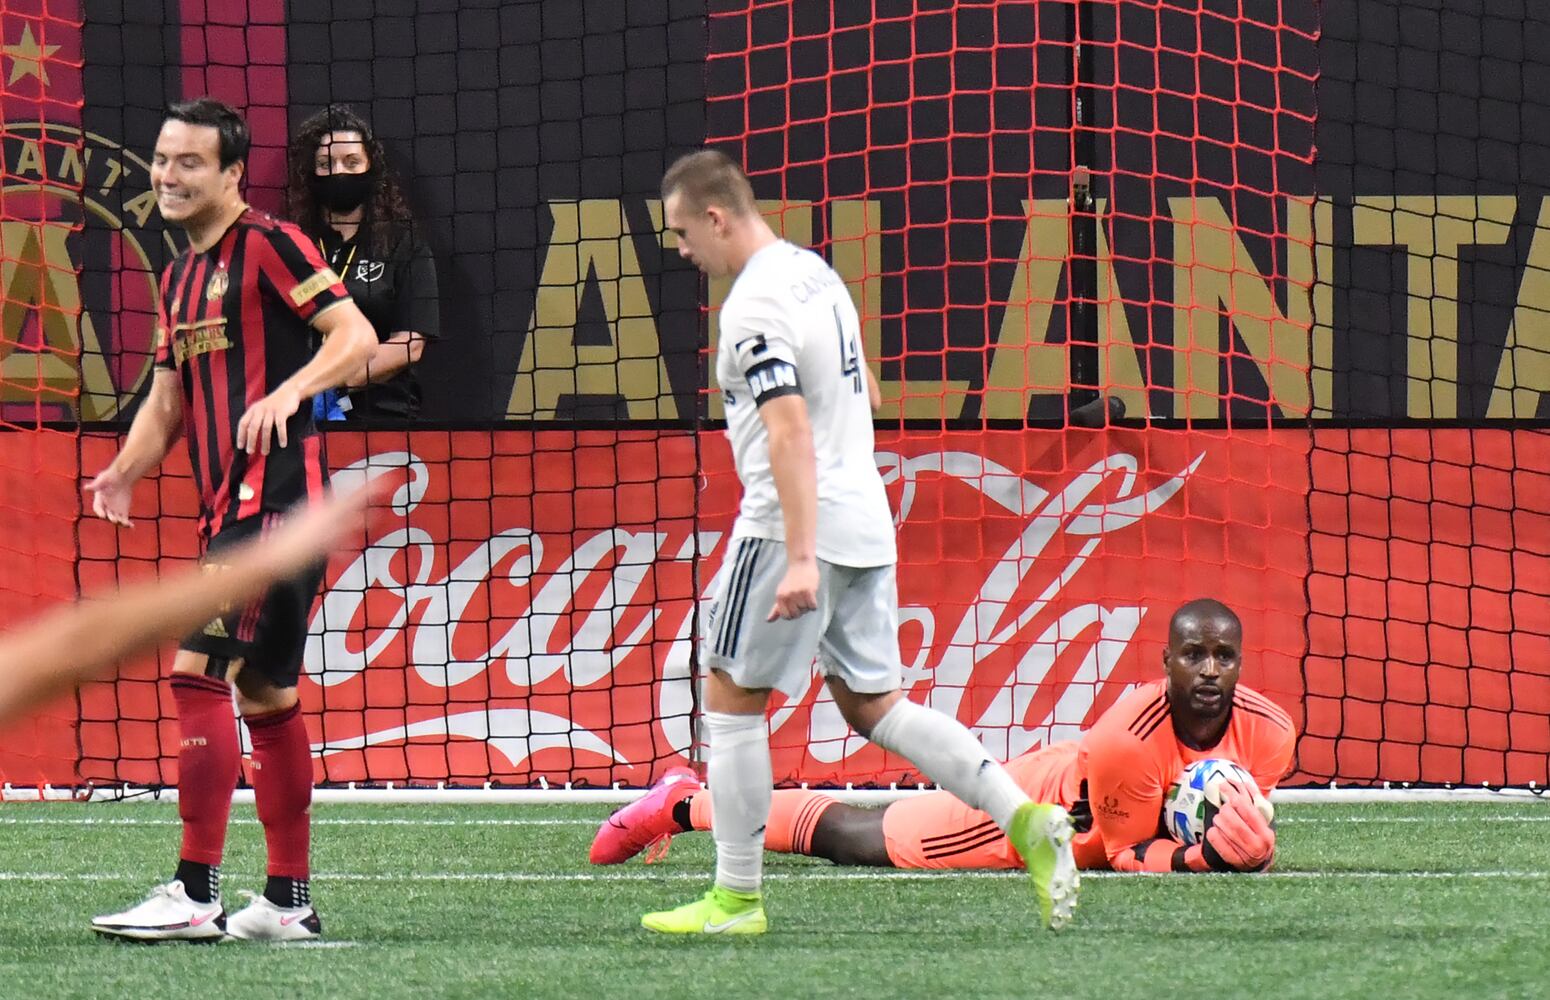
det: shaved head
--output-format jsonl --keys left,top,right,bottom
{"left": 1168, "top": 598, "right": 1240, "bottom": 646}
{"left": 1164, "top": 598, "right": 1243, "bottom": 724}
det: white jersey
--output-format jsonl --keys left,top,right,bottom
{"left": 716, "top": 240, "right": 896, "bottom": 567}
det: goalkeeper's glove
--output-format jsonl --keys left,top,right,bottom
{"left": 1199, "top": 779, "right": 1276, "bottom": 872}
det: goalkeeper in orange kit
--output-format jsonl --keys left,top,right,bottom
{"left": 592, "top": 598, "right": 1293, "bottom": 874}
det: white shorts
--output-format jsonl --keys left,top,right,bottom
{"left": 702, "top": 537, "right": 902, "bottom": 699}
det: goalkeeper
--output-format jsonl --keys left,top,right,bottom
{"left": 593, "top": 598, "right": 1294, "bottom": 874}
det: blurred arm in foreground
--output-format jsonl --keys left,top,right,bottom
{"left": 0, "top": 478, "right": 389, "bottom": 725}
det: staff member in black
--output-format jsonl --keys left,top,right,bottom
{"left": 288, "top": 104, "right": 440, "bottom": 421}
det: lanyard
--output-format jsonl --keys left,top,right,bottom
{"left": 319, "top": 237, "right": 358, "bottom": 279}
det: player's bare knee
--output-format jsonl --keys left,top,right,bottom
{"left": 234, "top": 668, "right": 297, "bottom": 715}
{"left": 827, "top": 679, "right": 901, "bottom": 737}
{"left": 704, "top": 667, "right": 771, "bottom": 715}
{"left": 170, "top": 650, "right": 217, "bottom": 677}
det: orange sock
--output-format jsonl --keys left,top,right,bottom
{"left": 689, "top": 787, "right": 838, "bottom": 855}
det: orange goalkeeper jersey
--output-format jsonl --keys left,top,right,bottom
{"left": 1073, "top": 680, "right": 1296, "bottom": 871}
{"left": 880, "top": 680, "right": 1297, "bottom": 872}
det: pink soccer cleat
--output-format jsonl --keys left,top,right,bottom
{"left": 589, "top": 766, "right": 702, "bottom": 865}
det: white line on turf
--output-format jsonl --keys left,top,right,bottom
{"left": 0, "top": 814, "right": 1545, "bottom": 827}
{"left": 2, "top": 870, "right": 1545, "bottom": 882}
{"left": 1275, "top": 815, "right": 1550, "bottom": 823}
{"left": 0, "top": 817, "right": 599, "bottom": 827}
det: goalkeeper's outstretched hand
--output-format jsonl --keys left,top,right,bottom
{"left": 1201, "top": 779, "right": 1276, "bottom": 872}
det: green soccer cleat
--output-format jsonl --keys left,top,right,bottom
{"left": 641, "top": 885, "right": 767, "bottom": 935}
{"left": 1009, "top": 802, "right": 1080, "bottom": 930}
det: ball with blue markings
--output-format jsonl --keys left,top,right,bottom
{"left": 1162, "top": 758, "right": 1266, "bottom": 845}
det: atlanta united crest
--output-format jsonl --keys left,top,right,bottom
{"left": 0, "top": 121, "right": 179, "bottom": 420}
{"left": 206, "top": 267, "right": 230, "bottom": 300}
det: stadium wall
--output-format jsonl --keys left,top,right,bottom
{"left": 1, "top": 1, "right": 1547, "bottom": 791}
{"left": 13, "top": 1, "right": 1549, "bottom": 425}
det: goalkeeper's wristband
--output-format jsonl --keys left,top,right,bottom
{"left": 1170, "top": 843, "right": 1212, "bottom": 873}
{"left": 1198, "top": 836, "right": 1239, "bottom": 873}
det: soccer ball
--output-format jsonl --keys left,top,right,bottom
{"left": 1162, "top": 758, "right": 1271, "bottom": 845}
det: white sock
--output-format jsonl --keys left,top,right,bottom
{"left": 704, "top": 711, "right": 772, "bottom": 894}
{"left": 868, "top": 698, "right": 1029, "bottom": 831}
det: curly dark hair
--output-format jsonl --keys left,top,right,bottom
{"left": 287, "top": 104, "right": 417, "bottom": 257}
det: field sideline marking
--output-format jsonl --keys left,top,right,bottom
{"left": 1276, "top": 815, "right": 1550, "bottom": 823}
{"left": 0, "top": 817, "right": 599, "bottom": 827}
{"left": 2, "top": 870, "right": 1545, "bottom": 882}
{"left": 1, "top": 814, "right": 1547, "bottom": 827}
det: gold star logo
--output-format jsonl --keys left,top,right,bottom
{"left": 4, "top": 23, "right": 62, "bottom": 87}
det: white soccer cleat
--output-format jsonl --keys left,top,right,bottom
{"left": 91, "top": 880, "right": 226, "bottom": 942}
{"left": 224, "top": 891, "right": 322, "bottom": 941}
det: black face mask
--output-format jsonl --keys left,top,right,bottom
{"left": 309, "top": 169, "right": 376, "bottom": 213}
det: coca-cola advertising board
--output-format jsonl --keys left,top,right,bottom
{"left": 5, "top": 427, "right": 1545, "bottom": 789}
{"left": 58, "top": 428, "right": 1309, "bottom": 788}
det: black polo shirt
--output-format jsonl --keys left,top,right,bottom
{"left": 317, "top": 224, "right": 440, "bottom": 419}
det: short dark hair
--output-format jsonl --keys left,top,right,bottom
{"left": 661, "top": 149, "right": 756, "bottom": 216}
{"left": 163, "top": 97, "right": 250, "bottom": 170}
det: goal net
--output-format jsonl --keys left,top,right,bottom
{"left": 702, "top": 1, "right": 1322, "bottom": 783}
{"left": 1302, "top": 0, "right": 1550, "bottom": 789}
{"left": 1, "top": 3, "right": 87, "bottom": 791}
{"left": 1, "top": 0, "right": 1546, "bottom": 797}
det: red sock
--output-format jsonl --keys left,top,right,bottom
{"left": 246, "top": 703, "right": 315, "bottom": 879}
{"left": 689, "top": 787, "right": 837, "bottom": 856}
{"left": 170, "top": 674, "right": 240, "bottom": 866}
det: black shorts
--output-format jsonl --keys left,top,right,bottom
{"left": 179, "top": 514, "right": 326, "bottom": 688}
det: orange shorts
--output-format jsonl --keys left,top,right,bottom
{"left": 882, "top": 741, "right": 1108, "bottom": 870}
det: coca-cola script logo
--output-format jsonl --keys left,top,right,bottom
{"left": 774, "top": 443, "right": 1204, "bottom": 772}
{"left": 301, "top": 432, "right": 1214, "bottom": 786}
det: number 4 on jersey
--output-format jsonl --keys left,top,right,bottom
{"left": 833, "top": 305, "right": 862, "bottom": 394}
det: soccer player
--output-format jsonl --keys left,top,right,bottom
{"left": 0, "top": 482, "right": 382, "bottom": 731}
{"left": 594, "top": 598, "right": 1291, "bottom": 875}
{"left": 637, "top": 150, "right": 1077, "bottom": 936}
{"left": 86, "top": 98, "right": 377, "bottom": 942}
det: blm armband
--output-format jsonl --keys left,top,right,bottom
{"left": 745, "top": 358, "right": 802, "bottom": 405}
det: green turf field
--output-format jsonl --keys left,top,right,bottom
{"left": 0, "top": 801, "right": 1545, "bottom": 999}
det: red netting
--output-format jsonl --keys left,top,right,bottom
{"left": 2, "top": 2, "right": 1544, "bottom": 794}
{"left": 702, "top": 1, "right": 1321, "bottom": 783}
{"left": 0, "top": 1, "right": 85, "bottom": 789}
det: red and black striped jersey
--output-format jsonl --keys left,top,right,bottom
{"left": 154, "top": 208, "right": 350, "bottom": 539}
